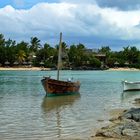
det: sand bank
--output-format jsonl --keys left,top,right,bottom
{"left": 108, "top": 67, "right": 140, "bottom": 71}
{"left": 0, "top": 67, "right": 51, "bottom": 71}
{"left": 0, "top": 67, "right": 140, "bottom": 71}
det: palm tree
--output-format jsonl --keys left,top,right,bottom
{"left": 16, "top": 50, "right": 26, "bottom": 64}
{"left": 0, "top": 34, "right": 5, "bottom": 46}
{"left": 99, "top": 46, "right": 111, "bottom": 54}
{"left": 0, "top": 34, "right": 6, "bottom": 65}
{"left": 123, "top": 46, "right": 139, "bottom": 64}
{"left": 30, "top": 37, "right": 41, "bottom": 52}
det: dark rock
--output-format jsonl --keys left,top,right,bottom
{"left": 94, "top": 108, "right": 140, "bottom": 140}
{"left": 122, "top": 108, "right": 140, "bottom": 122}
{"left": 95, "top": 120, "right": 140, "bottom": 139}
{"left": 134, "top": 98, "right": 140, "bottom": 105}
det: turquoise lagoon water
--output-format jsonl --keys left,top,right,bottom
{"left": 0, "top": 70, "right": 140, "bottom": 140}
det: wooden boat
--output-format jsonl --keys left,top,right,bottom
{"left": 41, "top": 33, "right": 80, "bottom": 96}
{"left": 122, "top": 80, "right": 140, "bottom": 91}
{"left": 41, "top": 77, "right": 80, "bottom": 96}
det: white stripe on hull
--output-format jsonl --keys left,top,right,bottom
{"left": 123, "top": 81, "right": 140, "bottom": 91}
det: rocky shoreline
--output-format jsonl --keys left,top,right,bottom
{"left": 91, "top": 98, "right": 140, "bottom": 140}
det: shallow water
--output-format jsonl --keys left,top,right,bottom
{"left": 0, "top": 70, "right": 140, "bottom": 140}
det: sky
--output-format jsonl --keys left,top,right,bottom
{"left": 0, "top": 0, "right": 140, "bottom": 50}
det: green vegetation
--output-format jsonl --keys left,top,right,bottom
{"left": 0, "top": 33, "right": 140, "bottom": 70}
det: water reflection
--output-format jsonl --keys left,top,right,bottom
{"left": 121, "top": 91, "right": 140, "bottom": 101}
{"left": 41, "top": 94, "right": 80, "bottom": 139}
{"left": 42, "top": 94, "right": 80, "bottom": 112}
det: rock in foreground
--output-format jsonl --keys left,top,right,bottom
{"left": 92, "top": 108, "right": 140, "bottom": 140}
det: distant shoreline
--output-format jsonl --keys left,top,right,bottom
{"left": 107, "top": 67, "right": 140, "bottom": 71}
{"left": 0, "top": 67, "right": 51, "bottom": 71}
{"left": 0, "top": 67, "right": 140, "bottom": 71}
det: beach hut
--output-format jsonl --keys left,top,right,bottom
{"left": 4, "top": 61, "right": 10, "bottom": 67}
{"left": 124, "top": 62, "right": 129, "bottom": 66}
{"left": 27, "top": 61, "right": 32, "bottom": 67}
{"left": 114, "top": 61, "right": 119, "bottom": 67}
{"left": 13, "top": 61, "right": 19, "bottom": 66}
{"left": 40, "top": 61, "right": 44, "bottom": 66}
{"left": 13, "top": 61, "right": 19, "bottom": 65}
{"left": 22, "top": 61, "right": 28, "bottom": 65}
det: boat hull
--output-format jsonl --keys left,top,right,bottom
{"left": 41, "top": 77, "right": 80, "bottom": 96}
{"left": 123, "top": 81, "right": 140, "bottom": 91}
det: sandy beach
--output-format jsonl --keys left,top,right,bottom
{"left": 0, "top": 67, "right": 51, "bottom": 71}
{"left": 0, "top": 67, "right": 140, "bottom": 71}
{"left": 107, "top": 67, "right": 140, "bottom": 71}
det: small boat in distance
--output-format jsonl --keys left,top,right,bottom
{"left": 122, "top": 80, "right": 140, "bottom": 91}
{"left": 41, "top": 33, "right": 80, "bottom": 96}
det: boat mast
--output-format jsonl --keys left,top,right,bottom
{"left": 57, "top": 32, "right": 62, "bottom": 80}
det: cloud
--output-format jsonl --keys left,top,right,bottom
{"left": 61, "top": 0, "right": 140, "bottom": 11}
{"left": 96, "top": 0, "right": 140, "bottom": 11}
{"left": 60, "top": 0, "right": 96, "bottom": 4}
{"left": 0, "top": 2, "right": 140, "bottom": 49}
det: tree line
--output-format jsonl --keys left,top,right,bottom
{"left": 0, "top": 33, "right": 140, "bottom": 69}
